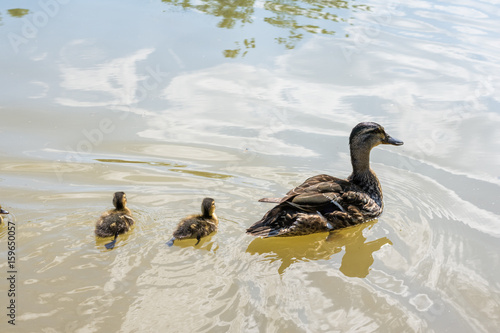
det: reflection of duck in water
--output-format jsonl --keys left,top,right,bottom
{"left": 247, "top": 220, "right": 392, "bottom": 276}
{"left": 167, "top": 198, "right": 218, "bottom": 247}
{"left": 0, "top": 205, "right": 9, "bottom": 224}
{"left": 328, "top": 223, "right": 392, "bottom": 278}
{"left": 95, "top": 192, "right": 134, "bottom": 250}
{"left": 247, "top": 122, "right": 403, "bottom": 237}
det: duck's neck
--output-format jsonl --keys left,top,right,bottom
{"left": 115, "top": 203, "right": 131, "bottom": 215}
{"left": 203, "top": 210, "right": 216, "bottom": 219}
{"left": 203, "top": 212, "right": 218, "bottom": 224}
{"left": 350, "top": 144, "right": 372, "bottom": 174}
{"left": 348, "top": 145, "right": 383, "bottom": 207}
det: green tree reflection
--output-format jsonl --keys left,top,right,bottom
{"left": 162, "top": 0, "right": 369, "bottom": 56}
{"left": 164, "top": 0, "right": 255, "bottom": 28}
{"left": 7, "top": 8, "right": 30, "bottom": 18}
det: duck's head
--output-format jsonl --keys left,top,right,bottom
{"left": 201, "top": 197, "right": 216, "bottom": 218}
{"left": 349, "top": 122, "right": 403, "bottom": 174}
{"left": 349, "top": 122, "right": 403, "bottom": 150}
{"left": 112, "top": 192, "right": 127, "bottom": 210}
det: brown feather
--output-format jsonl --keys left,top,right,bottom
{"left": 95, "top": 192, "right": 134, "bottom": 238}
{"left": 169, "top": 198, "right": 218, "bottom": 243}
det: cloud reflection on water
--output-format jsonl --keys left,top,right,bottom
{"left": 57, "top": 42, "right": 155, "bottom": 115}
{"left": 51, "top": 0, "right": 500, "bottom": 183}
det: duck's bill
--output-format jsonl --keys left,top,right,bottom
{"left": 0, "top": 209, "right": 9, "bottom": 214}
{"left": 385, "top": 135, "right": 404, "bottom": 146}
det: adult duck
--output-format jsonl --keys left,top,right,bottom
{"left": 247, "top": 122, "right": 403, "bottom": 237}
{"left": 95, "top": 192, "right": 134, "bottom": 249}
{"left": 167, "top": 198, "right": 218, "bottom": 246}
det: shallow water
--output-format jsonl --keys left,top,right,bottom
{"left": 1, "top": 0, "right": 500, "bottom": 332}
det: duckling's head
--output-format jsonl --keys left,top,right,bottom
{"left": 201, "top": 197, "right": 216, "bottom": 218}
{"left": 112, "top": 192, "right": 127, "bottom": 210}
{"left": 350, "top": 122, "right": 403, "bottom": 150}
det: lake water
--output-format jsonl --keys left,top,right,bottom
{"left": 1, "top": 0, "right": 500, "bottom": 332}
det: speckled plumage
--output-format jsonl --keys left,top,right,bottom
{"left": 95, "top": 192, "right": 134, "bottom": 238}
{"left": 247, "top": 122, "right": 403, "bottom": 238}
{"left": 167, "top": 198, "right": 218, "bottom": 246}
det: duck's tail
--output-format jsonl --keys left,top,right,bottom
{"left": 166, "top": 237, "right": 176, "bottom": 247}
{"left": 258, "top": 197, "right": 281, "bottom": 203}
{"left": 105, "top": 232, "right": 119, "bottom": 250}
{"left": 246, "top": 205, "right": 285, "bottom": 238}
{"left": 246, "top": 224, "right": 276, "bottom": 237}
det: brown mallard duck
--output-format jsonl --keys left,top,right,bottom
{"left": 0, "top": 205, "right": 9, "bottom": 224}
{"left": 247, "top": 122, "right": 403, "bottom": 237}
{"left": 167, "top": 198, "right": 218, "bottom": 246}
{"left": 95, "top": 192, "right": 134, "bottom": 249}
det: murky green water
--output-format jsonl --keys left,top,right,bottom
{"left": 1, "top": 0, "right": 499, "bottom": 332}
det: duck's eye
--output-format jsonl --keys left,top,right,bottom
{"left": 369, "top": 128, "right": 384, "bottom": 136}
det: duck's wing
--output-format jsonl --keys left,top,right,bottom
{"left": 258, "top": 174, "right": 344, "bottom": 204}
{"left": 107, "top": 214, "right": 134, "bottom": 233}
{"left": 247, "top": 199, "right": 338, "bottom": 237}
{"left": 248, "top": 177, "right": 359, "bottom": 237}
{"left": 285, "top": 174, "right": 344, "bottom": 196}
{"left": 122, "top": 214, "right": 134, "bottom": 227}
{"left": 282, "top": 177, "right": 354, "bottom": 206}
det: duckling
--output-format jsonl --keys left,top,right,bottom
{"left": 167, "top": 198, "right": 218, "bottom": 247}
{"left": 0, "top": 205, "right": 9, "bottom": 224}
{"left": 95, "top": 192, "right": 134, "bottom": 249}
{"left": 247, "top": 122, "right": 403, "bottom": 237}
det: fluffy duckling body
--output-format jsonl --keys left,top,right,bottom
{"left": 167, "top": 198, "right": 218, "bottom": 246}
{"left": 95, "top": 192, "right": 134, "bottom": 249}
{"left": 0, "top": 205, "right": 9, "bottom": 224}
{"left": 247, "top": 122, "right": 403, "bottom": 238}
